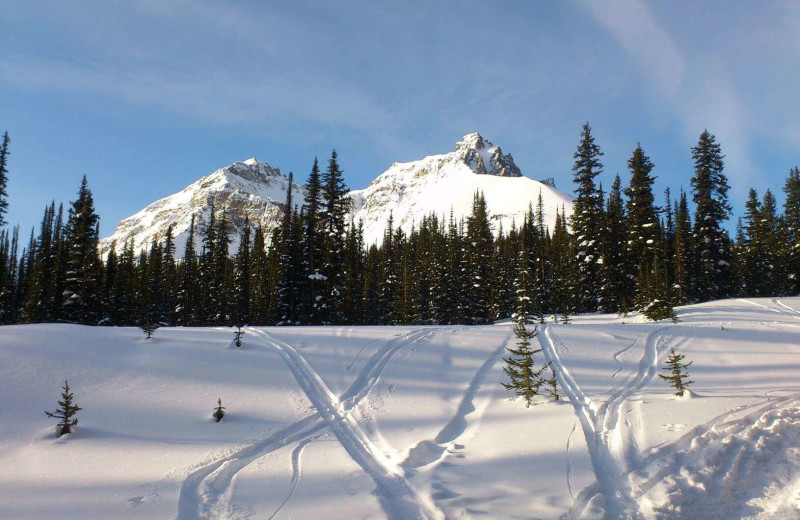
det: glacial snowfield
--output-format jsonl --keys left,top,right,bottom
{"left": 2, "top": 298, "right": 800, "bottom": 520}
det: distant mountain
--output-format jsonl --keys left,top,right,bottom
{"left": 99, "top": 158, "right": 303, "bottom": 257}
{"left": 101, "top": 133, "right": 572, "bottom": 256}
{"left": 350, "top": 133, "right": 573, "bottom": 244}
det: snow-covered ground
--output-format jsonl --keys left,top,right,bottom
{"left": 2, "top": 297, "right": 800, "bottom": 520}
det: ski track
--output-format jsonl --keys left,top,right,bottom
{"left": 175, "top": 327, "right": 439, "bottom": 520}
{"left": 266, "top": 436, "right": 317, "bottom": 520}
{"left": 255, "top": 328, "right": 445, "bottom": 520}
{"left": 540, "top": 324, "right": 670, "bottom": 520}
{"left": 738, "top": 298, "right": 800, "bottom": 321}
{"left": 610, "top": 336, "right": 642, "bottom": 394}
{"left": 774, "top": 298, "right": 800, "bottom": 317}
{"left": 566, "top": 421, "right": 577, "bottom": 500}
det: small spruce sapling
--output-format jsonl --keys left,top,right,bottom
{"left": 234, "top": 326, "right": 245, "bottom": 348}
{"left": 502, "top": 319, "right": 547, "bottom": 407}
{"left": 545, "top": 366, "right": 560, "bottom": 401}
{"left": 45, "top": 380, "right": 82, "bottom": 437}
{"left": 141, "top": 319, "right": 159, "bottom": 340}
{"left": 213, "top": 398, "right": 225, "bottom": 422}
{"left": 658, "top": 347, "right": 694, "bottom": 397}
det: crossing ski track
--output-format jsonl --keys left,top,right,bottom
{"left": 175, "top": 327, "right": 444, "bottom": 520}
{"left": 254, "top": 328, "right": 445, "bottom": 520}
{"left": 539, "top": 324, "right": 670, "bottom": 520}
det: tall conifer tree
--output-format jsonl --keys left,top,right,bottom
{"left": 570, "top": 123, "right": 604, "bottom": 311}
{"left": 0, "top": 131, "right": 9, "bottom": 227}
{"left": 690, "top": 130, "right": 732, "bottom": 301}
{"left": 62, "top": 176, "right": 101, "bottom": 324}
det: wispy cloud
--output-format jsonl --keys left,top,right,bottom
{"left": 578, "top": 0, "right": 684, "bottom": 98}
{"left": 577, "top": 0, "right": 757, "bottom": 202}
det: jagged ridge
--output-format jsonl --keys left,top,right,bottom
{"left": 101, "top": 133, "right": 573, "bottom": 255}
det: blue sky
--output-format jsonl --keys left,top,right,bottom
{"left": 2, "top": 1, "right": 799, "bottom": 237}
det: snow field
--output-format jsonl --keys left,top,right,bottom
{"left": 2, "top": 298, "right": 800, "bottom": 519}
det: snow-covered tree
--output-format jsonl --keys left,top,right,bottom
{"left": 690, "top": 130, "right": 732, "bottom": 301}
{"left": 570, "top": 123, "right": 605, "bottom": 312}
{"left": 0, "top": 131, "right": 9, "bottom": 227}
{"left": 503, "top": 252, "right": 547, "bottom": 407}
{"left": 62, "top": 176, "right": 102, "bottom": 324}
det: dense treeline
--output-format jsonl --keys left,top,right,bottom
{"left": 0, "top": 125, "right": 799, "bottom": 327}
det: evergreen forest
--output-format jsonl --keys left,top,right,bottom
{"left": 1, "top": 125, "right": 799, "bottom": 328}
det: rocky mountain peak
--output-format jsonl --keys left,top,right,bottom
{"left": 452, "top": 132, "right": 521, "bottom": 178}
{"left": 454, "top": 132, "right": 487, "bottom": 152}
{"left": 219, "top": 158, "right": 283, "bottom": 184}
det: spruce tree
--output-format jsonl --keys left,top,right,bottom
{"left": 249, "top": 226, "right": 270, "bottom": 324}
{"left": 673, "top": 189, "right": 692, "bottom": 304}
{"left": 62, "top": 176, "right": 102, "bottom": 324}
{"left": 213, "top": 398, "right": 225, "bottom": 422}
{"left": 161, "top": 224, "right": 177, "bottom": 325}
{"left": 625, "top": 144, "right": 660, "bottom": 265}
{"left": 638, "top": 258, "right": 677, "bottom": 322}
{"left": 783, "top": 167, "right": 800, "bottom": 294}
{"left": 232, "top": 216, "right": 252, "bottom": 327}
{"left": 276, "top": 174, "right": 302, "bottom": 325}
{"left": 602, "top": 175, "right": 630, "bottom": 313}
{"left": 658, "top": 347, "right": 694, "bottom": 397}
{"left": 690, "top": 130, "right": 732, "bottom": 301}
{"left": 177, "top": 216, "right": 199, "bottom": 325}
{"left": 545, "top": 366, "right": 560, "bottom": 401}
{"left": 624, "top": 144, "right": 661, "bottom": 311}
{"left": 301, "top": 158, "right": 324, "bottom": 323}
{"left": 0, "top": 131, "right": 9, "bottom": 227}
{"left": 141, "top": 319, "right": 158, "bottom": 339}
{"left": 466, "top": 191, "right": 494, "bottom": 323}
{"left": 320, "top": 150, "right": 350, "bottom": 323}
{"left": 502, "top": 245, "right": 547, "bottom": 407}
{"left": 532, "top": 194, "right": 551, "bottom": 318}
{"left": 551, "top": 206, "right": 575, "bottom": 320}
{"left": 570, "top": 123, "right": 605, "bottom": 312}
{"left": 45, "top": 380, "right": 82, "bottom": 437}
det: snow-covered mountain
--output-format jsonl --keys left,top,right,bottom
{"left": 350, "top": 132, "right": 573, "bottom": 244}
{"left": 100, "top": 158, "right": 304, "bottom": 257}
{"left": 101, "top": 133, "right": 573, "bottom": 255}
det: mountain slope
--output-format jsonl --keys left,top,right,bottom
{"left": 100, "top": 158, "right": 303, "bottom": 257}
{"left": 350, "top": 132, "right": 573, "bottom": 244}
{"left": 101, "top": 133, "right": 572, "bottom": 255}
